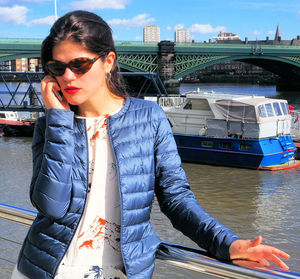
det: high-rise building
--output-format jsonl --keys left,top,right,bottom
{"left": 143, "top": 25, "right": 160, "bottom": 43}
{"left": 175, "top": 28, "right": 190, "bottom": 43}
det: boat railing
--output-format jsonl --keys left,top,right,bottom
{"left": 291, "top": 110, "right": 300, "bottom": 139}
{"left": 144, "top": 95, "right": 186, "bottom": 109}
{"left": 1, "top": 202, "right": 300, "bottom": 279}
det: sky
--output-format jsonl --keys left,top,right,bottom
{"left": 0, "top": 0, "right": 300, "bottom": 42}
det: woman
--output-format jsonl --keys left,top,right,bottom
{"left": 12, "top": 10, "right": 289, "bottom": 279}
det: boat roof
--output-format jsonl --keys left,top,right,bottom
{"left": 183, "top": 91, "right": 288, "bottom": 105}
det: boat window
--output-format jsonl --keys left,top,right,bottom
{"left": 285, "top": 103, "right": 290, "bottom": 114}
{"left": 272, "top": 102, "right": 282, "bottom": 116}
{"left": 201, "top": 140, "right": 213, "bottom": 148}
{"left": 280, "top": 102, "right": 288, "bottom": 115}
{"left": 183, "top": 100, "right": 192, "bottom": 110}
{"left": 0, "top": 113, "right": 5, "bottom": 118}
{"left": 220, "top": 142, "right": 232, "bottom": 149}
{"left": 240, "top": 143, "right": 252, "bottom": 151}
{"left": 258, "top": 105, "right": 267, "bottom": 118}
{"left": 265, "top": 103, "right": 274, "bottom": 117}
{"left": 183, "top": 99, "right": 210, "bottom": 110}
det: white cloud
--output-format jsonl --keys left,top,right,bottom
{"left": 108, "top": 14, "right": 155, "bottom": 29}
{"left": 0, "top": 4, "right": 56, "bottom": 26}
{"left": 27, "top": 15, "right": 56, "bottom": 26}
{"left": 69, "top": 0, "right": 129, "bottom": 10}
{"left": 267, "top": 30, "right": 275, "bottom": 35}
{"left": 252, "top": 30, "right": 262, "bottom": 36}
{"left": 166, "top": 26, "right": 172, "bottom": 31}
{"left": 174, "top": 24, "right": 184, "bottom": 30}
{"left": 190, "top": 24, "right": 226, "bottom": 34}
{"left": 0, "top": 5, "right": 28, "bottom": 24}
{"left": 134, "top": 36, "right": 142, "bottom": 41}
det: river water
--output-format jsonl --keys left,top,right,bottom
{"left": 0, "top": 83, "right": 300, "bottom": 278}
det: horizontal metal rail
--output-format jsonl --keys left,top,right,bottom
{"left": 0, "top": 72, "right": 167, "bottom": 112}
{"left": 0, "top": 202, "right": 36, "bottom": 225}
{"left": 0, "top": 202, "right": 300, "bottom": 279}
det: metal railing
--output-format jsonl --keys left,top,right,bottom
{"left": 0, "top": 72, "right": 168, "bottom": 112}
{"left": 0, "top": 202, "right": 300, "bottom": 279}
{"left": 291, "top": 110, "right": 300, "bottom": 139}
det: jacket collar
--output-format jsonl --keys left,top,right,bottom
{"left": 109, "top": 97, "right": 131, "bottom": 120}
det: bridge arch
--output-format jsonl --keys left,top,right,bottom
{"left": 174, "top": 55, "right": 300, "bottom": 80}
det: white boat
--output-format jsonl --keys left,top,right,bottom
{"left": 157, "top": 90, "right": 299, "bottom": 170}
{"left": 0, "top": 111, "right": 35, "bottom": 136}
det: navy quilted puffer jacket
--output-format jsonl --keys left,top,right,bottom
{"left": 17, "top": 97, "right": 239, "bottom": 279}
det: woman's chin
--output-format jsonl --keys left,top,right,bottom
{"left": 65, "top": 97, "right": 85, "bottom": 106}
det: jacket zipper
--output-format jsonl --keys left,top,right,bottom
{"left": 52, "top": 119, "right": 90, "bottom": 278}
{"left": 107, "top": 117, "right": 127, "bottom": 276}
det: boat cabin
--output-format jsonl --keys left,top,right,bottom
{"left": 0, "top": 111, "right": 18, "bottom": 121}
{"left": 165, "top": 91, "right": 292, "bottom": 139}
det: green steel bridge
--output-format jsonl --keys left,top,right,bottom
{"left": 1, "top": 38, "right": 300, "bottom": 81}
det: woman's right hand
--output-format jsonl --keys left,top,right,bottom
{"left": 41, "top": 75, "right": 70, "bottom": 110}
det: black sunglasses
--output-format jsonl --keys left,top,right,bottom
{"left": 45, "top": 56, "right": 101, "bottom": 76}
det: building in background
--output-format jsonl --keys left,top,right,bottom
{"left": 0, "top": 61, "right": 11, "bottom": 71}
{"left": 13, "top": 58, "right": 28, "bottom": 72}
{"left": 143, "top": 25, "right": 160, "bottom": 43}
{"left": 274, "top": 24, "right": 281, "bottom": 41}
{"left": 175, "top": 28, "right": 190, "bottom": 43}
{"left": 28, "top": 58, "right": 40, "bottom": 72}
{"left": 213, "top": 32, "right": 241, "bottom": 42}
{"left": 0, "top": 58, "right": 42, "bottom": 72}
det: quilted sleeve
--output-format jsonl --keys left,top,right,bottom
{"left": 30, "top": 109, "right": 75, "bottom": 219}
{"left": 154, "top": 106, "right": 240, "bottom": 260}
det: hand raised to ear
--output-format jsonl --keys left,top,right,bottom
{"left": 41, "top": 75, "right": 70, "bottom": 110}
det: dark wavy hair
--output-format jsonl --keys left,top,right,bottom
{"left": 41, "top": 10, "right": 127, "bottom": 98}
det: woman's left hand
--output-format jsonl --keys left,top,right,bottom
{"left": 229, "top": 235, "right": 290, "bottom": 270}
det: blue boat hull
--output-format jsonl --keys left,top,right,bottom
{"left": 173, "top": 134, "right": 296, "bottom": 169}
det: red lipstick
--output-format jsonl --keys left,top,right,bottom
{"left": 64, "top": 86, "right": 80, "bottom": 94}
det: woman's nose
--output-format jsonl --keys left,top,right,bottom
{"left": 62, "top": 67, "right": 77, "bottom": 80}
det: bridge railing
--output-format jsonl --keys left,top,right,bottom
{"left": 0, "top": 202, "right": 299, "bottom": 279}
{"left": 0, "top": 72, "right": 168, "bottom": 113}
{"left": 0, "top": 71, "right": 44, "bottom": 112}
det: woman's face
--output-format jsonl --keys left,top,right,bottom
{"left": 52, "top": 40, "right": 114, "bottom": 107}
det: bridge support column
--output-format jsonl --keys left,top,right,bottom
{"left": 157, "top": 41, "right": 180, "bottom": 94}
